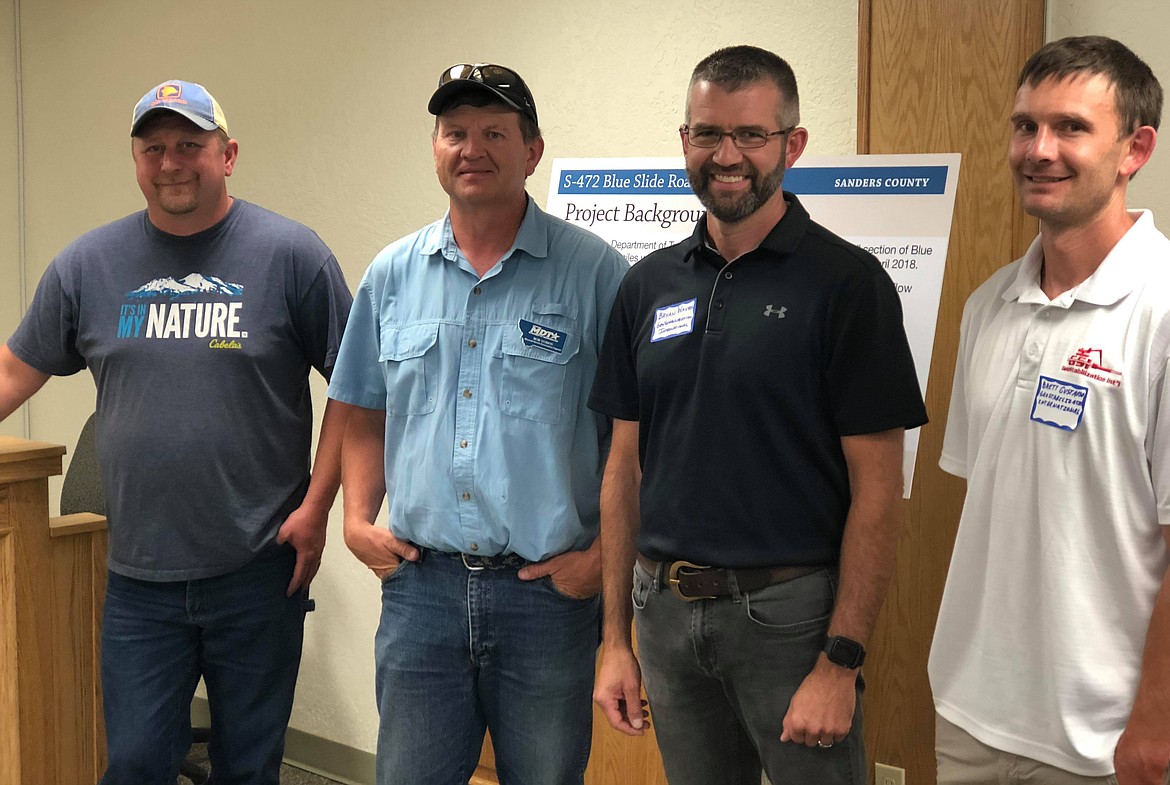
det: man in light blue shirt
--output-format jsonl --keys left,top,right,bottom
{"left": 329, "top": 63, "right": 627, "bottom": 785}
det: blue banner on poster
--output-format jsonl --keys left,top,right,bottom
{"left": 556, "top": 166, "right": 948, "bottom": 196}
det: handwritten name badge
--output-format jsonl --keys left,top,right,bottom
{"left": 651, "top": 298, "right": 697, "bottom": 343}
{"left": 1030, "top": 375, "right": 1088, "bottom": 431}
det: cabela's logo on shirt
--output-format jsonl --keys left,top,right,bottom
{"left": 1061, "top": 347, "right": 1121, "bottom": 388}
{"left": 116, "top": 273, "right": 247, "bottom": 349}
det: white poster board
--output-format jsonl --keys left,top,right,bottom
{"left": 547, "top": 154, "right": 961, "bottom": 496}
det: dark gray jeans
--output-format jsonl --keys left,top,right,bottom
{"left": 633, "top": 561, "right": 866, "bottom": 785}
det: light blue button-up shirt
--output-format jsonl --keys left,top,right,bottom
{"left": 329, "top": 198, "right": 628, "bottom": 561}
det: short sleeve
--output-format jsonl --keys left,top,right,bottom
{"left": 7, "top": 260, "right": 87, "bottom": 376}
{"left": 327, "top": 269, "right": 388, "bottom": 411}
{"left": 589, "top": 280, "right": 641, "bottom": 422}
{"left": 824, "top": 270, "right": 928, "bottom": 435}
{"left": 593, "top": 250, "right": 628, "bottom": 350}
{"left": 939, "top": 299, "right": 973, "bottom": 479}
{"left": 294, "top": 253, "right": 353, "bottom": 380}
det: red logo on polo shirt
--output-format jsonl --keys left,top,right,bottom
{"left": 1062, "top": 347, "right": 1122, "bottom": 388}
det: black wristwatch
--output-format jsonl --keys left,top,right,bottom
{"left": 823, "top": 636, "right": 866, "bottom": 669}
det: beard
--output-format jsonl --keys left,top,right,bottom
{"left": 153, "top": 179, "right": 201, "bottom": 216}
{"left": 687, "top": 156, "right": 786, "bottom": 223}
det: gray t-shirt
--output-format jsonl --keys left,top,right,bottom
{"left": 9, "top": 199, "right": 352, "bottom": 580}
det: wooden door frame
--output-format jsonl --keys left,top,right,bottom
{"left": 855, "top": 1, "right": 1043, "bottom": 783}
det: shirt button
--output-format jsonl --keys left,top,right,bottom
{"left": 460, "top": 439, "right": 468, "bottom": 448}
{"left": 714, "top": 300, "right": 724, "bottom": 310}
{"left": 724, "top": 271, "right": 733, "bottom": 279}
{"left": 470, "top": 543, "right": 479, "bottom": 551}
{"left": 468, "top": 338, "right": 477, "bottom": 348}
{"left": 463, "top": 389, "right": 473, "bottom": 399}
{"left": 462, "top": 491, "right": 471, "bottom": 501}
{"left": 473, "top": 286, "right": 482, "bottom": 295}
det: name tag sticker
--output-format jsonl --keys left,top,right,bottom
{"left": 1030, "top": 375, "right": 1088, "bottom": 431}
{"left": 519, "top": 319, "right": 566, "bottom": 354}
{"left": 651, "top": 298, "right": 697, "bottom": 343}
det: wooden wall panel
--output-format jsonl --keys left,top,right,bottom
{"left": 47, "top": 530, "right": 99, "bottom": 778}
{"left": 90, "top": 531, "right": 108, "bottom": 781}
{"left": 0, "top": 529, "right": 19, "bottom": 785}
{"left": 858, "top": 2, "right": 1043, "bottom": 784}
{"left": 12, "top": 476, "right": 65, "bottom": 785}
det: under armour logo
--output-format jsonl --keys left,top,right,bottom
{"left": 763, "top": 304, "right": 787, "bottom": 318}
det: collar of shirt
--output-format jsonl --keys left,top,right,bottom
{"left": 142, "top": 197, "right": 242, "bottom": 246}
{"left": 681, "top": 191, "right": 812, "bottom": 269}
{"left": 420, "top": 195, "right": 552, "bottom": 273}
{"left": 1007, "top": 210, "right": 1155, "bottom": 308}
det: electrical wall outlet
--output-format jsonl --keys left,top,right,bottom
{"left": 875, "top": 762, "right": 906, "bottom": 785}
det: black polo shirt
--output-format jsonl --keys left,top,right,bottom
{"left": 588, "top": 193, "right": 928, "bottom": 568}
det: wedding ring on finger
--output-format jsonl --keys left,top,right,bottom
{"left": 817, "top": 740, "right": 834, "bottom": 749}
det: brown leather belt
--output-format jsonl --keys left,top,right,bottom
{"left": 636, "top": 554, "right": 824, "bottom": 602}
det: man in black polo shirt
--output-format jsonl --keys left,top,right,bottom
{"left": 589, "top": 45, "right": 927, "bottom": 785}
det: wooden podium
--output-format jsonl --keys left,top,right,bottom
{"left": 0, "top": 437, "right": 107, "bottom": 785}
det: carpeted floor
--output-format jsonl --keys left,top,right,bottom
{"left": 178, "top": 743, "right": 343, "bottom": 785}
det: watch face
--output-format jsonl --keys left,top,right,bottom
{"left": 827, "top": 636, "right": 865, "bottom": 667}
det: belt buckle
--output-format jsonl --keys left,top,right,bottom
{"left": 668, "top": 560, "right": 715, "bottom": 602}
{"left": 461, "top": 553, "right": 485, "bottom": 571}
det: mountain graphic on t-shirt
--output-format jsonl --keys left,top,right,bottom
{"left": 126, "top": 273, "right": 245, "bottom": 299}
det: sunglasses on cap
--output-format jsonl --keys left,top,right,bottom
{"left": 431, "top": 63, "right": 538, "bottom": 125}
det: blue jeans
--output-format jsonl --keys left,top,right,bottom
{"left": 374, "top": 550, "right": 600, "bottom": 785}
{"left": 633, "top": 561, "right": 866, "bottom": 785}
{"left": 99, "top": 545, "right": 309, "bottom": 785}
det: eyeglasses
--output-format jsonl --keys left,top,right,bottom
{"left": 437, "top": 63, "right": 538, "bottom": 123}
{"left": 680, "top": 124, "right": 795, "bottom": 150}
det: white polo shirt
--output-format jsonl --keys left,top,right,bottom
{"left": 930, "top": 210, "right": 1170, "bottom": 776}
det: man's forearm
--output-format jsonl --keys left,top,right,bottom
{"left": 299, "top": 397, "right": 348, "bottom": 513}
{"left": 1129, "top": 558, "right": 1170, "bottom": 722}
{"left": 1114, "top": 529, "right": 1170, "bottom": 784}
{"left": 828, "top": 429, "right": 905, "bottom": 645}
{"left": 600, "top": 418, "right": 642, "bottom": 648}
{"left": 339, "top": 402, "right": 388, "bottom": 528}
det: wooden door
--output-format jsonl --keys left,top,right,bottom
{"left": 858, "top": 2, "right": 1043, "bottom": 783}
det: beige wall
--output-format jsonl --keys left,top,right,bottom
{"left": 0, "top": 0, "right": 22, "bottom": 439}
{"left": 1047, "top": 1, "right": 1170, "bottom": 218}
{"left": 5, "top": 0, "right": 860, "bottom": 752}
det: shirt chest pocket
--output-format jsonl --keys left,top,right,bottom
{"left": 495, "top": 307, "right": 582, "bottom": 425}
{"left": 379, "top": 323, "right": 440, "bottom": 416}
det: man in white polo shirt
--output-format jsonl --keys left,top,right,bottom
{"left": 932, "top": 36, "right": 1170, "bottom": 785}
